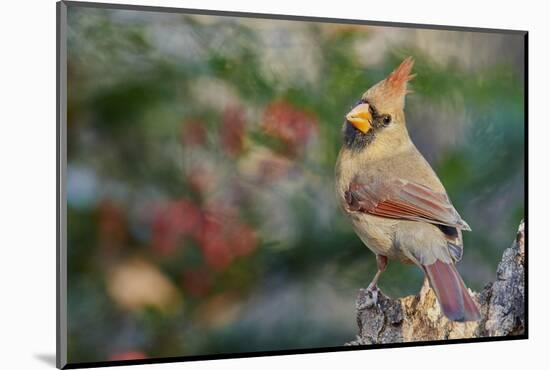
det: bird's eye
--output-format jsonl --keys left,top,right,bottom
{"left": 382, "top": 114, "right": 392, "bottom": 125}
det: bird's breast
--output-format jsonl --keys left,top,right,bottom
{"left": 335, "top": 148, "right": 411, "bottom": 262}
{"left": 349, "top": 213, "right": 407, "bottom": 261}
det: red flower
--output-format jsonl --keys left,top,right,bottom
{"left": 151, "top": 200, "right": 203, "bottom": 254}
{"left": 196, "top": 211, "right": 258, "bottom": 271}
{"left": 262, "top": 101, "right": 318, "bottom": 156}
{"left": 221, "top": 106, "right": 246, "bottom": 156}
{"left": 150, "top": 198, "right": 257, "bottom": 271}
{"left": 199, "top": 217, "right": 233, "bottom": 271}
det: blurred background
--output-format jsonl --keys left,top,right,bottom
{"left": 66, "top": 5, "right": 525, "bottom": 363}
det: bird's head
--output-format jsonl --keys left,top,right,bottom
{"left": 343, "top": 57, "right": 415, "bottom": 152}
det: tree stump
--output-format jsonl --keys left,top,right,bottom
{"left": 347, "top": 220, "right": 525, "bottom": 345}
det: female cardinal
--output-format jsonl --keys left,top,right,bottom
{"left": 335, "top": 57, "right": 480, "bottom": 322}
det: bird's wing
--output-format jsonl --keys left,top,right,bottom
{"left": 345, "top": 178, "right": 470, "bottom": 231}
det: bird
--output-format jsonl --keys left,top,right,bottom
{"left": 335, "top": 57, "right": 481, "bottom": 322}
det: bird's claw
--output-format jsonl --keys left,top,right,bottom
{"left": 363, "top": 284, "right": 380, "bottom": 309}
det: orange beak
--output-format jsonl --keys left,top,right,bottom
{"left": 346, "top": 103, "right": 373, "bottom": 134}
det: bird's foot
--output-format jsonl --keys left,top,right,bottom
{"left": 361, "top": 283, "right": 380, "bottom": 309}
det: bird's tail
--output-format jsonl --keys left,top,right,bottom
{"left": 423, "top": 260, "right": 481, "bottom": 322}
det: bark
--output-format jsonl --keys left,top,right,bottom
{"left": 347, "top": 220, "right": 525, "bottom": 345}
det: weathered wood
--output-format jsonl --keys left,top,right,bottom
{"left": 347, "top": 220, "right": 525, "bottom": 345}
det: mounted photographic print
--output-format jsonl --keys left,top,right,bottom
{"left": 57, "top": 1, "right": 527, "bottom": 368}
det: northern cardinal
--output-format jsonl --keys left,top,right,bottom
{"left": 335, "top": 57, "right": 480, "bottom": 322}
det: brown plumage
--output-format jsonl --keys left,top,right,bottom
{"left": 335, "top": 57, "right": 480, "bottom": 322}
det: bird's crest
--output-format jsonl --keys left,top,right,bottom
{"left": 363, "top": 57, "right": 415, "bottom": 111}
{"left": 386, "top": 56, "right": 415, "bottom": 97}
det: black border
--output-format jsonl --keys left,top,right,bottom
{"left": 57, "top": 1, "right": 529, "bottom": 369}
{"left": 523, "top": 32, "right": 529, "bottom": 339}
